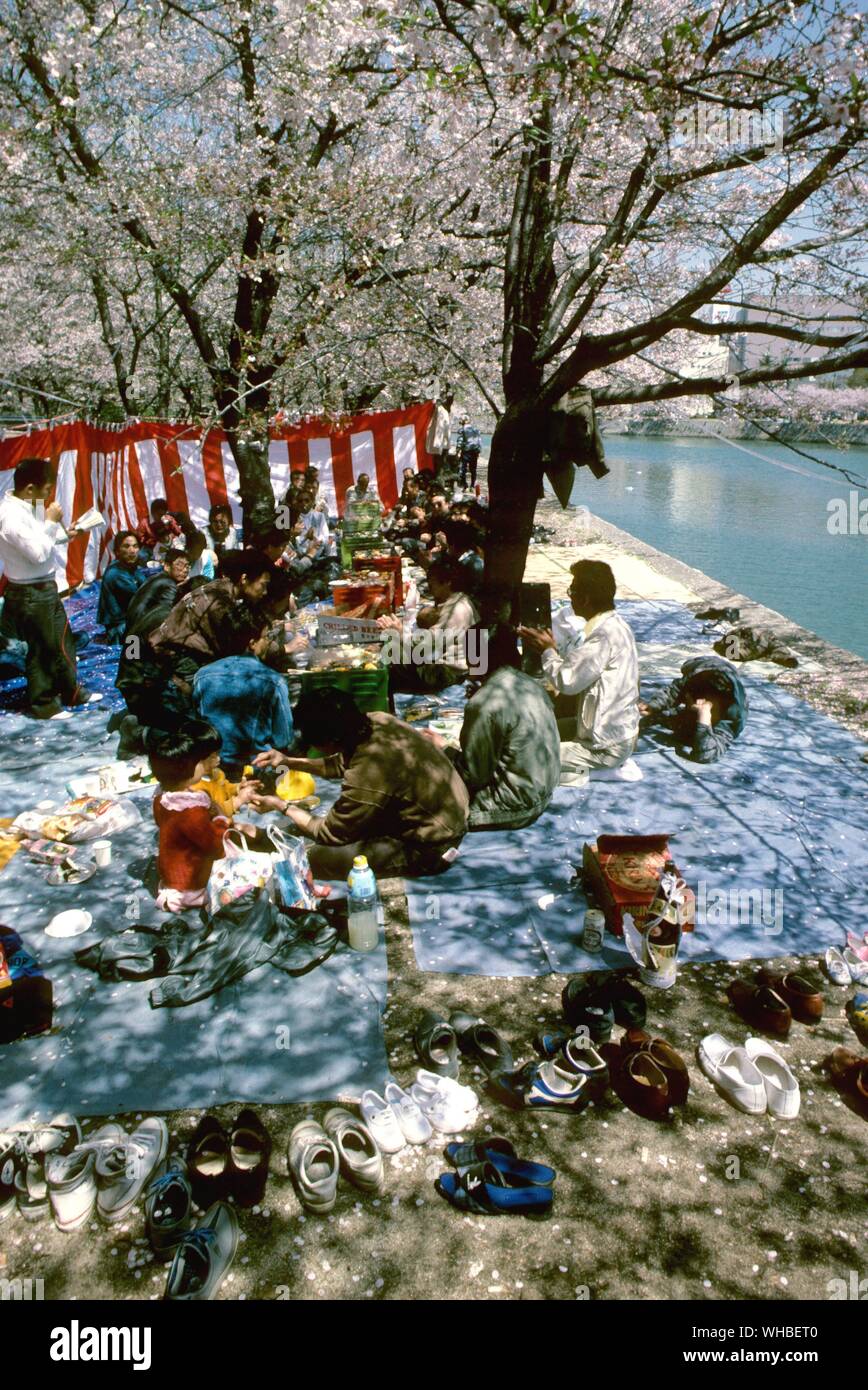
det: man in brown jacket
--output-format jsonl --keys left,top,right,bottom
{"left": 252, "top": 690, "right": 468, "bottom": 878}
{"left": 149, "top": 552, "right": 272, "bottom": 685}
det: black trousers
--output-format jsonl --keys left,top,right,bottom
{"left": 308, "top": 837, "right": 460, "bottom": 880}
{"left": 3, "top": 579, "right": 80, "bottom": 715}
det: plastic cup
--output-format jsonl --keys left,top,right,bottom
{"left": 93, "top": 840, "right": 112, "bottom": 867}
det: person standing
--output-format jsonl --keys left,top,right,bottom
{"left": 457, "top": 417, "right": 482, "bottom": 489}
{"left": 0, "top": 457, "right": 100, "bottom": 720}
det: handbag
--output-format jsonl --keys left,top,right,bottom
{"left": 207, "top": 828, "right": 276, "bottom": 913}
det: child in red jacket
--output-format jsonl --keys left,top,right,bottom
{"left": 147, "top": 721, "right": 257, "bottom": 912}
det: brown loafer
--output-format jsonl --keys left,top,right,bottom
{"left": 727, "top": 979, "right": 791, "bottom": 1037}
{"left": 756, "top": 968, "right": 824, "bottom": 1023}
{"left": 823, "top": 1047, "right": 868, "bottom": 1120}
{"left": 616, "top": 1051, "right": 670, "bottom": 1119}
{"left": 619, "top": 1030, "right": 690, "bottom": 1107}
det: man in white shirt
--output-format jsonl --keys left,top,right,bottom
{"left": 344, "top": 472, "right": 381, "bottom": 509}
{"left": 521, "top": 560, "right": 639, "bottom": 785}
{"left": 0, "top": 457, "right": 98, "bottom": 719}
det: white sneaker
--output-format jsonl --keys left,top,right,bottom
{"left": 384, "top": 1082, "right": 432, "bottom": 1145}
{"left": 97, "top": 1118, "right": 168, "bottom": 1223}
{"left": 825, "top": 946, "right": 851, "bottom": 986}
{"left": 698, "top": 1033, "right": 767, "bottom": 1114}
{"left": 48, "top": 710, "right": 74, "bottom": 721}
{"left": 745, "top": 1038, "right": 800, "bottom": 1118}
{"left": 359, "top": 1090, "right": 405, "bottom": 1154}
{"left": 413, "top": 1069, "right": 478, "bottom": 1112}
{"left": 46, "top": 1149, "right": 96, "bottom": 1231}
{"left": 409, "top": 1071, "right": 478, "bottom": 1134}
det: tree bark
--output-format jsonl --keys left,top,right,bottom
{"left": 225, "top": 429, "right": 275, "bottom": 538}
{"left": 482, "top": 402, "right": 547, "bottom": 620}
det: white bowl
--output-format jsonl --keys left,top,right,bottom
{"left": 45, "top": 909, "right": 93, "bottom": 939}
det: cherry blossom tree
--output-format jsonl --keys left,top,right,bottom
{"left": 1, "top": 0, "right": 866, "bottom": 578}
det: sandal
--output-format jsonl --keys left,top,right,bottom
{"left": 435, "top": 1162, "right": 553, "bottom": 1216}
{"left": 444, "top": 1139, "right": 556, "bottom": 1187}
{"left": 414, "top": 1010, "right": 459, "bottom": 1078}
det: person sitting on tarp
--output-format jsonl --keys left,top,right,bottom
{"left": 204, "top": 503, "right": 239, "bottom": 557}
{"left": 639, "top": 655, "right": 748, "bottom": 764}
{"left": 149, "top": 549, "right": 272, "bottom": 690}
{"left": 379, "top": 556, "right": 480, "bottom": 695}
{"left": 115, "top": 549, "right": 199, "bottom": 747}
{"left": 193, "top": 618, "right": 295, "bottom": 782}
{"left": 251, "top": 689, "right": 468, "bottom": 879}
{"left": 136, "top": 498, "right": 181, "bottom": 558}
{"left": 96, "top": 530, "right": 149, "bottom": 643}
{"left": 344, "top": 471, "right": 381, "bottom": 509}
{"left": 427, "top": 624, "right": 560, "bottom": 832}
{"left": 520, "top": 559, "right": 640, "bottom": 786}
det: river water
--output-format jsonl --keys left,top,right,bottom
{"left": 551, "top": 434, "right": 868, "bottom": 659}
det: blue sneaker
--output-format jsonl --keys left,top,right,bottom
{"left": 491, "top": 1059, "right": 604, "bottom": 1113}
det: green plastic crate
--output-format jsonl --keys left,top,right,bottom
{"left": 296, "top": 664, "right": 389, "bottom": 713}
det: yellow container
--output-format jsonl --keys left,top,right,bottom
{"left": 276, "top": 770, "right": 316, "bottom": 802}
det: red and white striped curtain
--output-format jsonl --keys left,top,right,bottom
{"left": 0, "top": 404, "right": 435, "bottom": 588}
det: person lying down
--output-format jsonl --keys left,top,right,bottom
{"left": 639, "top": 656, "right": 747, "bottom": 764}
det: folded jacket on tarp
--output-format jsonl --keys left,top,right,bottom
{"left": 74, "top": 891, "right": 340, "bottom": 1008}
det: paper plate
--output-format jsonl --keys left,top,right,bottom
{"left": 45, "top": 909, "right": 93, "bottom": 938}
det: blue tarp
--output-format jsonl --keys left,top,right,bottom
{"left": 0, "top": 588, "right": 388, "bottom": 1123}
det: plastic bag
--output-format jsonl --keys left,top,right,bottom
{"left": 207, "top": 829, "right": 275, "bottom": 914}
{"left": 267, "top": 826, "right": 317, "bottom": 911}
{"left": 13, "top": 796, "right": 142, "bottom": 843}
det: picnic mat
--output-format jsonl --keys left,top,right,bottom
{"left": 406, "top": 607, "right": 868, "bottom": 976}
{"left": 0, "top": 597, "right": 388, "bottom": 1123}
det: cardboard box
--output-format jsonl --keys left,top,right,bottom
{"left": 582, "top": 835, "right": 694, "bottom": 936}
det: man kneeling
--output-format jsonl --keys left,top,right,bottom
{"left": 521, "top": 560, "right": 639, "bottom": 786}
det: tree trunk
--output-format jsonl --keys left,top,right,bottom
{"left": 225, "top": 429, "right": 276, "bottom": 539}
{"left": 482, "top": 402, "right": 546, "bottom": 622}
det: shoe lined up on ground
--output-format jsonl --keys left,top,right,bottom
{"left": 824, "top": 1046, "right": 868, "bottom": 1120}
{"left": 186, "top": 1110, "right": 271, "bottom": 1209}
{"left": 323, "top": 1108, "right": 384, "bottom": 1194}
{"left": 435, "top": 1150, "right": 554, "bottom": 1217}
{"left": 562, "top": 972, "right": 647, "bottom": 1039}
{"left": 409, "top": 1070, "right": 479, "bottom": 1133}
{"left": 727, "top": 979, "right": 792, "bottom": 1037}
{"left": 450, "top": 1010, "right": 514, "bottom": 1074}
{"left": 164, "top": 1201, "right": 238, "bottom": 1300}
{"left": 755, "top": 968, "right": 824, "bottom": 1022}
{"left": 360, "top": 1084, "right": 432, "bottom": 1151}
{"left": 288, "top": 1120, "right": 340, "bottom": 1213}
{"left": 825, "top": 945, "right": 868, "bottom": 986}
{"left": 698, "top": 1033, "right": 800, "bottom": 1116}
{"left": 413, "top": 1010, "right": 460, "bottom": 1077}
{"left": 145, "top": 1157, "right": 194, "bottom": 1256}
{"left": 847, "top": 991, "right": 868, "bottom": 1046}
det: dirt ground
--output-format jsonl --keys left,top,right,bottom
{"left": 3, "top": 883, "right": 865, "bottom": 1303}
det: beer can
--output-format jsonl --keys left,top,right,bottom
{"left": 581, "top": 908, "right": 605, "bottom": 953}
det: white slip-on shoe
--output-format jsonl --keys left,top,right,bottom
{"left": 698, "top": 1033, "right": 767, "bottom": 1114}
{"left": 842, "top": 948, "right": 868, "bottom": 984}
{"left": 745, "top": 1038, "right": 801, "bottom": 1118}
{"left": 97, "top": 1118, "right": 168, "bottom": 1223}
{"left": 359, "top": 1091, "right": 405, "bottom": 1154}
{"left": 323, "top": 1108, "right": 384, "bottom": 1193}
{"left": 824, "top": 947, "right": 851, "bottom": 986}
{"left": 385, "top": 1082, "right": 432, "bottom": 1144}
{"left": 287, "top": 1120, "right": 339, "bottom": 1213}
{"left": 46, "top": 1149, "right": 97, "bottom": 1231}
